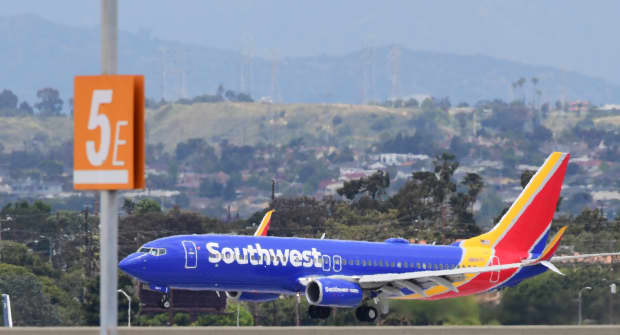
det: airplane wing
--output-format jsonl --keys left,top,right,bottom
{"left": 298, "top": 252, "right": 620, "bottom": 298}
{"left": 298, "top": 261, "right": 526, "bottom": 297}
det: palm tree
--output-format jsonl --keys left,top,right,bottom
{"left": 531, "top": 77, "right": 539, "bottom": 108}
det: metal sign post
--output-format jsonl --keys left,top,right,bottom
{"left": 73, "top": 1, "right": 144, "bottom": 335}
{"left": 101, "top": 2, "right": 118, "bottom": 335}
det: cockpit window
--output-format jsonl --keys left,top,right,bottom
{"left": 137, "top": 247, "right": 167, "bottom": 256}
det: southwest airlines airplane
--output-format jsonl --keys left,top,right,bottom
{"left": 119, "top": 152, "right": 620, "bottom": 322}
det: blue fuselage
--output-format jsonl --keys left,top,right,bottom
{"left": 120, "top": 234, "right": 463, "bottom": 294}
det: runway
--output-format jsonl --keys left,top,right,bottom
{"left": 0, "top": 326, "right": 619, "bottom": 335}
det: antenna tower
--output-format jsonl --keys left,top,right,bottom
{"left": 389, "top": 46, "right": 401, "bottom": 100}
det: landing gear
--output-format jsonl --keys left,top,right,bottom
{"left": 355, "top": 305, "right": 377, "bottom": 322}
{"left": 160, "top": 294, "right": 171, "bottom": 309}
{"left": 308, "top": 305, "right": 331, "bottom": 319}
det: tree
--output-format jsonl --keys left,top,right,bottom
{"left": 193, "top": 302, "right": 253, "bottom": 326}
{"left": 18, "top": 101, "right": 34, "bottom": 115}
{"left": 34, "top": 87, "right": 63, "bottom": 116}
{"left": 520, "top": 169, "right": 536, "bottom": 189}
{"left": 0, "top": 264, "right": 62, "bottom": 326}
{"left": 122, "top": 198, "right": 136, "bottom": 215}
{"left": 337, "top": 170, "right": 390, "bottom": 200}
{"left": 0, "top": 89, "right": 18, "bottom": 110}
{"left": 462, "top": 173, "right": 484, "bottom": 210}
{"left": 135, "top": 199, "right": 161, "bottom": 215}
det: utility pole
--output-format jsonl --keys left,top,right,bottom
{"left": 295, "top": 293, "right": 300, "bottom": 326}
{"left": 100, "top": 1, "right": 119, "bottom": 335}
{"left": 611, "top": 283, "right": 616, "bottom": 324}
{"left": 578, "top": 286, "right": 592, "bottom": 325}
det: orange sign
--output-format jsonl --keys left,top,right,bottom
{"left": 73, "top": 75, "right": 145, "bottom": 190}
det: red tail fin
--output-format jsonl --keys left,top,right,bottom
{"left": 465, "top": 152, "right": 569, "bottom": 255}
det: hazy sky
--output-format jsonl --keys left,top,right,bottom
{"left": 5, "top": 1, "right": 620, "bottom": 83}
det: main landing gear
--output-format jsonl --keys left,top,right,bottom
{"left": 308, "top": 305, "right": 331, "bottom": 319}
{"left": 160, "top": 294, "right": 171, "bottom": 309}
{"left": 355, "top": 305, "right": 378, "bottom": 322}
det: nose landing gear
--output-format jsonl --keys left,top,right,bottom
{"left": 160, "top": 294, "right": 171, "bottom": 309}
{"left": 355, "top": 305, "right": 377, "bottom": 322}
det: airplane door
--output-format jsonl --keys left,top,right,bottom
{"left": 182, "top": 241, "right": 197, "bottom": 269}
{"left": 332, "top": 255, "right": 342, "bottom": 272}
{"left": 490, "top": 256, "right": 500, "bottom": 283}
{"left": 322, "top": 254, "right": 331, "bottom": 272}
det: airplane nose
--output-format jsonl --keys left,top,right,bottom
{"left": 119, "top": 254, "right": 144, "bottom": 277}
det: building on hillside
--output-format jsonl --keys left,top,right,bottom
{"left": 597, "top": 104, "right": 620, "bottom": 111}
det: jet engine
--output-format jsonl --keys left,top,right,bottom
{"left": 305, "top": 278, "right": 363, "bottom": 308}
{"left": 225, "top": 291, "right": 280, "bottom": 302}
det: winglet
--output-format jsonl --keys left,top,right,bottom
{"left": 540, "top": 226, "right": 568, "bottom": 261}
{"left": 254, "top": 210, "right": 275, "bottom": 236}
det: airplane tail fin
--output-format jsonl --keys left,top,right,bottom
{"left": 254, "top": 210, "right": 275, "bottom": 237}
{"left": 464, "top": 152, "right": 570, "bottom": 256}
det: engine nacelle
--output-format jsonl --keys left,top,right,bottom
{"left": 226, "top": 291, "right": 280, "bottom": 302}
{"left": 305, "top": 278, "right": 363, "bottom": 308}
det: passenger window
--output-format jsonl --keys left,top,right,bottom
{"left": 417, "top": 262, "right": 421, "bottom": 269}
{"left": 355, "top": 259, "right": 360, "bottom": 266}
{"left": 349, "top": 259, "right": 354, "bottom": 265}
{"left": 362, "top": 260, "right": 366, "bottom": 266}
{"left": 397, "top": 262, "right": 402, "bottom": 268}
{"left": 373, "top": 260, "right": 378, "bottom": 266}
{"left": 403, "top": 261, "right": 408, "bottom": 268}
{"left": 391, "top": 261, "right": 395, "bottom": 267}
{"left": 379, "top": 260, "right": 383, "bottom": 266}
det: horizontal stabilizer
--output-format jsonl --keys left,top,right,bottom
{"left": 540, "top": 261, "right": 564, "bottom": 276}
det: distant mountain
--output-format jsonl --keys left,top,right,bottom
{"left": 2, "top": 14, "right": 620, "bottom": 106}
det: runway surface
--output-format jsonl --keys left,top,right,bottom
{"left": 1, "top": 326, "right": 619, "bottom": 335}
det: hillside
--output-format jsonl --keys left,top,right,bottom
{"left": 1, "top": 101, "right": 618, "bottom": 154}
{"left": 0, "top": 116, "right": 72, "bottom": 152}
{"left": 147, "top": 102, "right": 429, "bottom": 152}
{"left": 2, "top": 14, "right": 620, "bottom": 106}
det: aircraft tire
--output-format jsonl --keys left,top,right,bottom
{"left": 355, "top": 306, "right": 377, "bottom": 322}
{"left": 160, "top": 294, "right": 171, "bottom": 309}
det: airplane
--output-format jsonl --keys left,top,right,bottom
{"left": 119, "top": 152, "right": 620, "bottom": 322}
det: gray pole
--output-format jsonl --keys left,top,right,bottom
{"left": 2, "top": 294, "right": 12, "bottom": 328}
{"left": 117, "top": 289, "right": 131, "bottom": 327}
{"left": 100, "top": 2, "right": 119, "bottom": 334}
{"left": 578, "top": 286, "right": 592, "bottom": 325}
{"left": 578, "top": 290, "right": 583, "bottom": 326}
{"left": 236, "top": 303, "right": 240, "bottom": 327}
